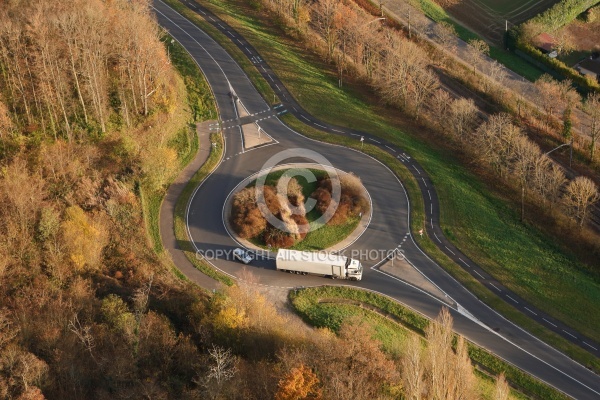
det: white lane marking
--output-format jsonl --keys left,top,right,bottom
{"left": 261, "top": 65, "right": 267, "bottom": 72}
{"left": 490, "top": 283, "right": 501, "bottom": 292}
{"left": 543, "top": 318, "right": 558, "bottom": 328}
{"left": 385, "top": 145, "right": 396, "bottom": 152}
{"left": 268, "top": 75, "right": 274, "bottom": 82}
{"left": 430, "top": 203, "right": 433, "bottom": 215}
{"left": 275, "top": 84, "right": 280, "bottom": 91}
{"left": 433, "top": 232, "right": 442, "bottom": 243}
{"left": 237, "top": 38, "right": 243, "bottom": 45}
{"left": 199, "top": 9, "right": 205, "bottom": 14}
{"left": 315, "top": 123, "right": 327, "bottom": 129}
{"left": 445, "top": 246, "right": 455, "bottom": 255}
{"left": 350, "top": 133, "right": 360, "bottom": 137}
{"left": 562, "top": 330, "right": 577, "bottom": 339}
{"left": 369, "top": 138, "right": 381, "bottom": 143}
{"left": 506, "top": 295, "right": 519, "bottom": 304}
{"left": 474, "top": 270, "right": 485, "bottom": 279}
{"left": 300, "top": 115, "right": 310, "bottom": 121}
{"left": 427, "top": 190, "right": 431, "bottom": 200}
{"left": 292, "top": 107, "right": 298, "bottom": 112}
{"left": 459, "top": 258, "right": 471, "bottom": 268}
{"left": 332, "top": 128, "right": 344, "bottom": 133}
{"left": 413, "top": 165, "right": 421, "bottom": 174}
{"left": 422, "top": 177, "right": 427, "bottom": 187}
{"left": 209, "top": 16, "right": 215, "bottom": 21}
{"left": 430, "top": 218, "right": 433, "bottom": 228}
{"left": 583, "top": 342, "right": 598, "bottom": 351}
{"left": 218, "top": 23, "right": 225, "bottom": 29}
{"left": 524, "top": 307, "right": 538, "bottom": 315}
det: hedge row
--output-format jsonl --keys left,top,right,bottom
{"left": 529, "top": 0, "right": 600, "bottom": 31}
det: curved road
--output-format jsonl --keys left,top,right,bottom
{"left": 153, "top": 1, "right": 600, "bottom": 398}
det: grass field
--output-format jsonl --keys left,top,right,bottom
{"left": 434, "top": 0, "right": 561, "bottom": 43}
{"left": 164, "top": 0, "right": 600, "bottom": 370}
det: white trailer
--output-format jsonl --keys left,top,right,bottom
{"left": 276, "top": 249, "right": 363, "bottom": 281}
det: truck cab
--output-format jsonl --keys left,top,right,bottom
{"left": 346, "top": 258, "right": 363, "bottom": 281}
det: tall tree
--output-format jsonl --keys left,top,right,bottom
{"left": 563, "top": 176, "right": 600, "bottom": 227}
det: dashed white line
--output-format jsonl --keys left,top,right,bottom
{"left": 422, "top": 177, "right": 427, "bottom": 187}
{"left": 506, "top": 295, "right": 519, "bottom": 304}
{"left": 209, "top": 16, "right": 215, "bottom": 21}
{"left": 524, "top": 307, "right": 538, "bottom": 316}
{"left": 412, "top": 165, "right": 421, "bottom": 174}
{"left": 433, "top": 232, "right": 442, "bottom": 243}
{"left": 218, "top": 23, "right": 225, "bottom": 29}
{"left": 474, "top": 270, "right": 485, "bottom": 279}
{"left": 385, "top": 145, "right": 396, "bottom": 152}
{"left": 583, "top": 341, "right": 598, "bottom": 351}
{"left": 292, "top": 107, "right": 298, "bottom": 112}
{"left": 300, "top": 115, "right": 310, "bottom": 122}
{"left": 458, "top": 258, "right": 471, "bottom": 268}
{"left": 314, "top": 123, "right": 327, "bottom": 129}
{"left": 427, "top": 190, "right": 431, "bottom": 200}
{"left": 332, "top": 128, "right": 344, "bottom": 133}
{"left": 562, "top": 330, "right": 577, "bottom": 339}
{"left": 543, "top": 318, "right": 558, "bottom": 328}
{"left": 430, "top": 203, "right": 433, "bottom": 215}
{"left": 261, "top": 66, "right": 267, "bottom": 72}
{"left": 199, "top": 9, "right": 206, "bottom": 15}
{"left": 369, "top": 138, "right": 381, "bottom": 144}
{"left": 244, "top": 46, "right": 251, "bottom": 53}
{"left": 268, "top": 75, "right": 274, "bottom": 82}
{"left": 237, "top": 38, "right": 243, "bottom": 45}
{"left": 445, "top": 246, "right": 455, "bottom": 255}
{"left": 275, "top": 84, "right": 280, "bottom": 91}
{"left": 430, "top": 218, "right": 433, "bottom": 228}
{"left": 489, "top": 283, "right": 501, "bottom": 292}
{"left": 350, "top": 133, "right": 360, "bottom": 137}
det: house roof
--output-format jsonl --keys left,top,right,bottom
{"left": 579, "top": 59, "right": 600, "bottom": 75}
{"left": 533, "top": 32, "right": 556, "bottom": 53}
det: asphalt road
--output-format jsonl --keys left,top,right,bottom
{"left": 153, "top": 1, "right": 600, "bottom": 398}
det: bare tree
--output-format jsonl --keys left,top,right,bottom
{"left": 432, "top": 22, "right": 458, "bottom": 54}
{"left": 448, "top": 98, "right": 478, "bottom": 138}
{"left": 562, "top": 176, "right": 600, "bottom": 227}
{"left": 312, "top": 0, "right": 341, "bottom": 62}
{"left": 494, "top": 372, "right": 510, "bottom": 400}
{"left": 425, "top": 308, "right": 454, "bottom": 400}
{"left": 466, "top": 39, "right": 489, "bottom": 74}
{"left": 402, "top": 333, "right": 423, "bottom": 400}
{"left": 584, "top": 92, "right": 600, "bottom": 161}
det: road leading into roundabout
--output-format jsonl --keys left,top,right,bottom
{"left": 153, "top": 1, "right": 600, "bottom": 398}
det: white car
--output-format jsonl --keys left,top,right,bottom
{"left": 232, "top": 248, "right": 253, "bottom": 264}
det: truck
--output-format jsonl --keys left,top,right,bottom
{"left": 276, "top": 249, "right": 363, "bottom": 281}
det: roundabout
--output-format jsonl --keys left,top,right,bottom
{"left": 153, "top": 1, "right": 600, "bottom": 397}
{"left": 222, "top": 162, "right": 372, "bottom": 254}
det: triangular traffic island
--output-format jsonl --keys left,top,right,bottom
{"left": 242, "top": 122, "right": 273, "bottom": 149}
{"left": 379, "top": 257, "right": 456, "bottom": 308}
{"left": 235, "top": 97, "right": 250, "bottom": 118}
